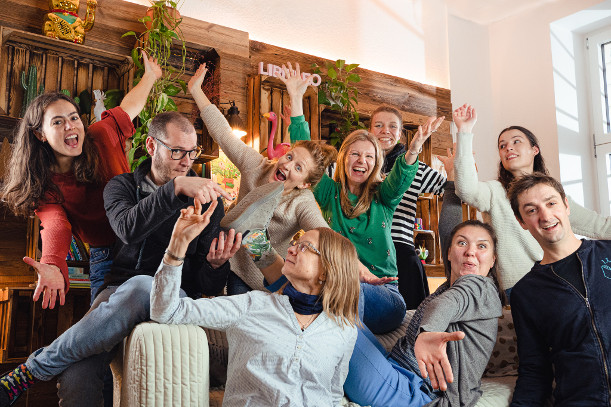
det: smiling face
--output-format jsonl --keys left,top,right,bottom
{"left": 370, "top": 111, "right": 402, "bottom": 154}
{"left": 498, "top": 129, "right": 540, "bottom": 177}
{"left": 516, "top": 183, "right": 572, "bottom": 248}
{"left": 39, "top": 99, "right": 86, "bottom": 172}
{"left": 344, "top": 139, "right": 376, "bottom": 194}
{"left": 270, "top": 146, "right": 314, "bottom": 191}
{"left": 282, "top": 230, "right": 323, "bottom": 295}
{"left": 448, "top": 225, "right": 496, "bottom": 285}
{"left": 147, "top": 121, "right": 198, "bottom": 185}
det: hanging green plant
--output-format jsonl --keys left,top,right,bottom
{"left": 312, "top": 59, "right": 365, "bottom": 146}
{"left": 122, "top": 0, "right": 187, "bottom": 169}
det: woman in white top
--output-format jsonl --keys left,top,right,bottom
{"left": 454, "top": 103, "right": 611, "bottom": 291}
{"left": 150, "top": 199, "right": 360, "bottom": 407}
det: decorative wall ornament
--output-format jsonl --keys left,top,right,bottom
{"left": 43, "top": 0, "right": 97, "bottom": 44}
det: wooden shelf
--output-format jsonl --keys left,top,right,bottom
{"left": 2, "top": 27, "right": 132, "bottom": 71}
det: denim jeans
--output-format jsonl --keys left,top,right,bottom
{"left": 88, "top": 246, "right": 113, "bottom": 305}
{"left": 227, "top": 270, "right": 252, "bottom": 295}
{"left": 343, "top": 324, "right": 433, "bottom": 407}
{"left": 25, "top": 275, "right": 186, "bottom": 407}
{"left": 359, "top": 282, "right": 407, "bottom": 334}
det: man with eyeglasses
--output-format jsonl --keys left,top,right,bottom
{"left": 0, "top": 111, "right": 242, "bottom": 406}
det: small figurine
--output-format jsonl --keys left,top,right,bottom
{"left": 263, "top": 112, "right": 290, "bottom": 159}
{"left": 93, "top": 89, "right": 106, "bottom": 122}
{"left": 43, "top": 0, "right": 97, "bottom": 44}
{"left": 416, "top": 244, "right": 429, "bottom": 264}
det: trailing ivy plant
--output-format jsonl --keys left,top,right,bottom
{"left": 122, "top": 0, "right": 187, "bottom": 169}
{"left": 312, "top": 59, "right": 364, "bottom": 146}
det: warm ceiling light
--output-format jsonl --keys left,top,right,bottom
{"left": 224, "top": 101, "right": 247, "bottom": 138}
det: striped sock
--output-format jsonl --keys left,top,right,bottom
{"left": 0, "top": 364, "right": 36, "bottom": 404}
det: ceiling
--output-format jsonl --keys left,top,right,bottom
{"left": 445, "top": 0, "right": 562, "bottom": 25}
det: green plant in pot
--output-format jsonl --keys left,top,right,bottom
{"left": 312, "top": 59, "right": 364, "bottom": 146}
{"left": 123, "top": 0, "right": 187, "bottom": 169}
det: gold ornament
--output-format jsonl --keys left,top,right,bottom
{"left": 42, "top": 0, "right": 97, "bottom": 44}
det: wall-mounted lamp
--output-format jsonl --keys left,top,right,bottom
{"left": 220, "top": 101, "right": 247, "bottom": 138}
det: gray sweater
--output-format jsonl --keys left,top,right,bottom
{"left": 150, "top": 262, "right": 357, "bottom": 407}
{"left": 391, "top": 274, "right": 502, "bottom": 407}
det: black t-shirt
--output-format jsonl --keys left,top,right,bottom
{"left": 549, "top": 247, "right": 586, "bottom": 297}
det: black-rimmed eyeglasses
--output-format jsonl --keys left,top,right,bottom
{"left": 153, "top": 137, "right": 202, "bottom": 160}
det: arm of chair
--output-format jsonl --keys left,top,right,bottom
{"left": 111, "top": 322, "right": 210, "bottom": 407}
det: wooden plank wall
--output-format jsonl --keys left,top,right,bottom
{"left": 249, "top": 40, "right": 453, "bottom": 157}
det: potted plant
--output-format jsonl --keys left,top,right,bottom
{"left": 123, "top": 0, "right": 187, "bottom": 169}
{"left": 312, "top": 59, "right": 365, "bottom": 146}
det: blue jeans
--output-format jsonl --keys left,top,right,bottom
{"left": 227, "top": 270, "right": 252, "bottom": 295}
{"left": 25, "top": 275, "right": 186, "bottom": 406}
{"left": 360, "top": 282, "right": 407, "bottom": 334}
{"left": 344, "top": 325, "right": 433, "bottom": 407}
{"left": 89, "top": 246, "right": 113, "bottom": 305}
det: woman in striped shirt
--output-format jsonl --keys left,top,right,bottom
{"left": 370, "top": 105, "right": 447, "bottom": 309}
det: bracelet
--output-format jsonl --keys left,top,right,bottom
{"left": 164, "top": 249, "right": 185, "bottom": 262}
{"left": 407, "top": 146, "right": 422, "bottom": 156}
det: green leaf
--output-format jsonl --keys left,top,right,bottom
{"left": 131, "top": 48, "right": 143, "bottom": 71}
{"left": 165, "top": 97, "right": 177, "bottom": 111}
{"left": 347, "top": 73, "right": 361, "bottom": 83}
{"left": 336, "top": 59, "right": 345, "bottom": 70}
{"left": 103, "top": 89, "right": 124, "bottom": 110}
{"left": 177, "top": 79, "right": 187, "bottom": 95}
{"left": 164, "top": 84, "right": 181, "bottom": 96}
{"left": 60, "top": 89, "right": 71, "bottom": 97}
{"left": 78, "top": 89, "right": 92, "bottom": 114}
{"left": 157, "top": 93, "right": 169, "bottom": 111}
{"left": 345, "top": 63, "right": 359, "bottom": 72}
{"left": 122, "top": 31, "right": 137, "bottom": 38}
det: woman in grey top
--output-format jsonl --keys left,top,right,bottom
{"left": 344, "top": 220, "right": 506, "bottom": 407}
{"left": 150, "top": 198, "right": 360, "bottom": 407}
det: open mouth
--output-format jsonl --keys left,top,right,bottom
{"left": 506, "top": 154, "right": 518, "bottom": 161}
{"left": 275, "top": 169, "right": 287, "bottom": 182}
{"left": 542, "top": 222, "right": 558, "bottom": 231}
{"left": 65, "top": 134, "right": 79, "bottom": 147}
{"left": 352, "top": 167, "right": 367, "bottom": 175}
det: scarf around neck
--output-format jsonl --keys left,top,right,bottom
{"left": 283, "top": 283, "right": 323, "bottom": 315}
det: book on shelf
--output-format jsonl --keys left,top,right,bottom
{"left": 68, "top": 266, "right": 90, "bottom": 288}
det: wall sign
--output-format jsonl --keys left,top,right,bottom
{"left": 258, "top": 62, "right": 321, "bottom": 86}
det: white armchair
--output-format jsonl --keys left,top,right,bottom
{"left": 110, "top": 322, "right": 210, "bottom": 407}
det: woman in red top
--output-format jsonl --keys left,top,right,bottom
{"left": 1, "top": 52, "right": 161, "bottom": 308}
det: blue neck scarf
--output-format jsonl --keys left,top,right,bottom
{"left": 283, "top": 283, "right": 323, "bottom": 315}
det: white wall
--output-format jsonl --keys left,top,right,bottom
{"left": 125, "top": 0, "right": 451, "bottom": 88}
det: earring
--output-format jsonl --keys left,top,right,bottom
{"left": 318, "top": 280, "right": 323, "bottom": 285}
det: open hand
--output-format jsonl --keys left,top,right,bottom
{"left": 452, "top": 104, "right": 477, "bottom": 133}
{"left": 188, "top": 63, "right": 208, "bottom": 95}
{"left": 141, "top": 50, "right": 162, "bottom": 81}
{"left": 24, "top": 257, "right": 66, "bottom": 309}
{"left": 407, "top": 116, "right": 445, "bottom": 156}
{"left": 171, "top": 199, "right": 219, "bottom": 248}
{"left": 415, "top": 330, "right": 465, "bottom": 391}
{"left": 207, "top": 229, "right": 242, "bottom": 269}
{"left": 279, "top": 62, "right": 310, "bottom": 99}
{"left": 359, "top": 263, "right": 398, "bottom": 285}
{"left": 436, "top": 142, "right": 456, "bottom": 181}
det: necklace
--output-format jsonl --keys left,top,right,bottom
{"left": 296, "top": 313, "right": 317, "bottom": 331}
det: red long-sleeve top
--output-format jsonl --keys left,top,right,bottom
{"left": 35, "top": 107, "right": 134, "bottom": 290}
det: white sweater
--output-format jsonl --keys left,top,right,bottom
{"left": 454, "top": 131, "right": 611, "bottom": 289}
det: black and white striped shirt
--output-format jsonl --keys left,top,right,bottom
{"left": 391, "top": 161, "right": 446, "bottom": 247}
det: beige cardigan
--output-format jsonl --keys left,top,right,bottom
{"left": 200, "top": 105, "right": 328, "bottom": 290}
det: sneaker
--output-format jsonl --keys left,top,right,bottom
{"left": 220, "top": 182, "right": 284, "bottom": 235}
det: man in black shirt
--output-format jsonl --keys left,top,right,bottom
{"left": 507, "top": 173, "right": 611, "bottom": 406}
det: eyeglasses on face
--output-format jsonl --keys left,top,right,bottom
{"left": 153, "top": 137, "right": 202, "bottom": 160}
{"left": 289, "top": 239, "right": 321, "bottom": 255}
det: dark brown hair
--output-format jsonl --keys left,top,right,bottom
{"left": 1, "top": 92, "right": 100, "bottom": 216}
{"left": 445, "top": 220, "right": 506, "bottom": 305}
{"left": 507, "top": 172, "right": 567, "bottom": 223}
{"left": 497, "top": 126, "right": 548, "bottom": 190}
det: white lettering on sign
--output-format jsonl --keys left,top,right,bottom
{"left": 258, "top": 62, "right": 321, "bottom": 86}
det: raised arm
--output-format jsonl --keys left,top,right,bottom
{"left": 188, "top": 63, "right": 265, "bottom": 170}
{"left": 567, "top": 195, "right": 611, "bottom": 239}
{"left": 453, "top": 104, "right": 494, "bottom": 212}
{"left": 119, "top": 51, "right": 162, "bottom": 121}
{"left": 279, "top": 62, "right": 311, "bottom": 143}
{"left": 404, "top": 116, "right": 444, "bottom": 165}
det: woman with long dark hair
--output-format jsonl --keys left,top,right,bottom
{"left": 454, "top": 103, "right": 611, "bottom": 291}
{"left": 1, "top": 52, "right": 161, "bottom": 306}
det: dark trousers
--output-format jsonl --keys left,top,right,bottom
{"left": 395, "top": 242, "right": 429, "bottom": 310}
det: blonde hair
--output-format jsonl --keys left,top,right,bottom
{"left": 316, "top": 227, "right": 361, "bottom": 327}
{"left": 293, "top": 140, "right": 337, "bottom": 186}
{"left": 334, "top": 130, "right": 384, "bottom": 218}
